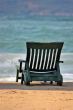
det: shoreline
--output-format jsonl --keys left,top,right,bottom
{"left": 0, "top": 81, "right": 73, "bottom": 90}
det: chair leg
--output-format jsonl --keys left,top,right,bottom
{"left": 44, "top": 81, "right": 46, "bottom": 83}
{"left": 21, "top": 73, "right": 24, "bottom": 84}
{"left": 25, "top": 82, "right": 30, "bottom": 85}
{"left": 57, "top": 81, "right": 63, "bottom": 86}
{"left": 16, "top": 69, "right": 19, "bottom": 82}
{"left": 50, "top": 81, "right": 53, "bottom": 84}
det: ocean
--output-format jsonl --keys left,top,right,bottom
{"left": 0, "top": 15, "right": 73, "bottom": 82}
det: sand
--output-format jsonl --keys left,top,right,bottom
{"left": 0, "top": 82, "right": 73, "bottom": 110}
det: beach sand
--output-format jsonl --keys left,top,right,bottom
{"left": 0, "top": 81, "right": 73, "bottom": 110}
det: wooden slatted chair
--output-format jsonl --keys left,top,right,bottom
{"left": 16, "top": 42, "right": 64, "bottom": 86}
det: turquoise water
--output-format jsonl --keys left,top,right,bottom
{"left": 0, "top": 16, "right": 73, "bottom": 81}
{"left": 0, "top": 16, "right": 73, "bottom": 53}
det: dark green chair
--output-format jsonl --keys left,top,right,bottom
{"left": 16, "top": 42, "right": 64, "bottom": 86}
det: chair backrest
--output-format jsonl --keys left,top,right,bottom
{"left": 26, "top": 42, "right": 64, "bottom": 72}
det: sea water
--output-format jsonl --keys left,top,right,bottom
{"left": 0, "top": 15, "right": 73, "bottom": 82}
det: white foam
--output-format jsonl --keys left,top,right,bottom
{"left": 62, "top": 73, "right": 73, "bottom": 81}
{"left": 0, "top": 77, "right": 16, "bottom": 82}
{"left": 0, "top": 53, "right": 73, "bottom": 82}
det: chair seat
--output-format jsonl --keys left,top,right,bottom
{"left": 30, "top": 70, "right": 57, "bottom": 77}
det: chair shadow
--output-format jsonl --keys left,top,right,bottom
{"left": 0, "top": 81, "right": 73, "bottom": 91}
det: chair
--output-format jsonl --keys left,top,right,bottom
{"left": 16, "top": 42, "right": 64, "bottom": 86}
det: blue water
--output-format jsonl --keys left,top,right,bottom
{"left": 0, "top": 15, "right": 73, "bottom": 82}
{"left": 0, "top": 16, "right": 73, "bottom": 53}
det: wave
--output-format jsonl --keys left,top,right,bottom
{"left": 0, "top": 53, "right": 73, "bottom": 82}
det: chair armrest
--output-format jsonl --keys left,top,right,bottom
{"left": 18, "top": 59, "right": 26, "bottom": 72}
{"left": 56, "top": 60, "right": 64, "bottom": 63}
{"left": 59, "top": 61, "right": 64, "bottom": 63}
{"left": 18, "top": 59, "right": 26, "bottom": 63}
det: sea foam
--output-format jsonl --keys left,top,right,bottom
{"left": 0, "top": 53, "right": 73, "bottom": 82}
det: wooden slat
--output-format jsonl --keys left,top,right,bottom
{"left": 35, "top": 49, "right": 40, "bottom": 70}
{"left": 44, "top": 49, "right": 49, "bottom": 70}
{"left": 33, "top": 49, "right": 38, "bottom": 70}
{"left": 29, "top": 48, "right": 34, "bottom": 70}
{"left": 32, "top": 49, "right": 36, "bottom": 69}
{"left": 51, "top": 49, "right": 56, "bottom": 69}
{"left": 42, "top": 49, "right": 47, "bottom": 70}
{"left": 46, "top": 49, "right": 51, "bottom": 70}
{"left": 48, "top": 49, "right": 53, "bottom": 70}
{"left": 41, "top": 49, "right": 46, "bottom": 70}
{"left": 37, "top": 49, "right": 42, "bottom": 70}
{"left": 39, "top": 49, "right": 44, "bottom": 70}
{"left": 53, "top": 49, "right": 58, "bottom": 69}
